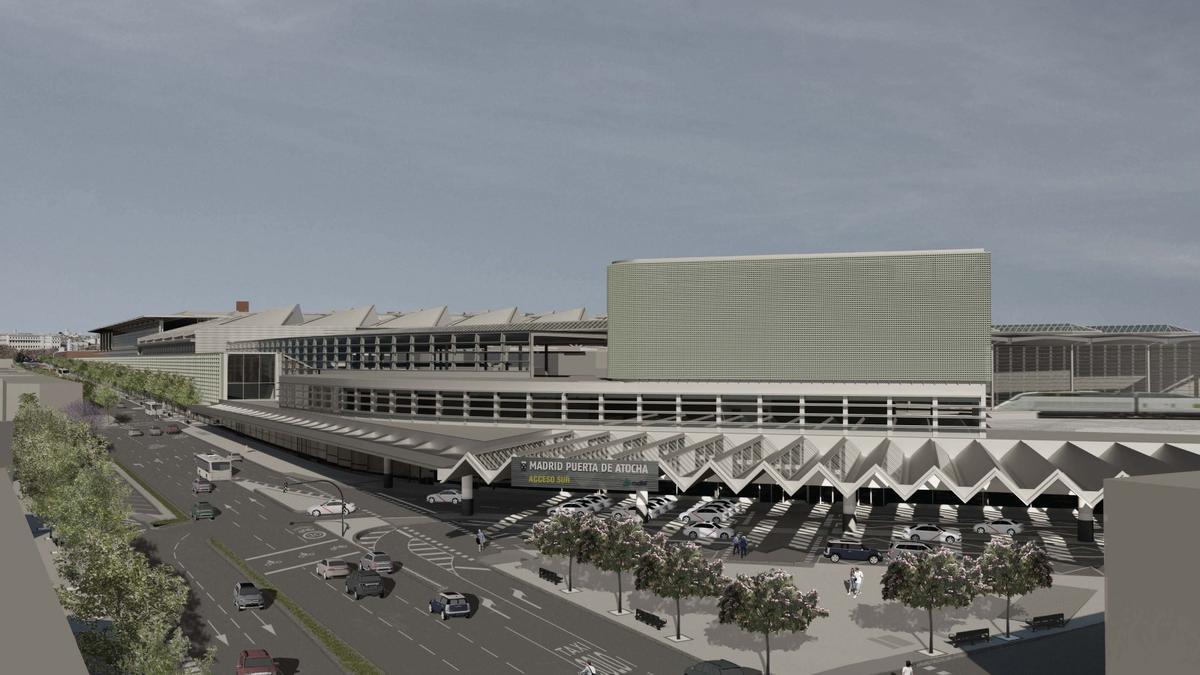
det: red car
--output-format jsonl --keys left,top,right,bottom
{"left": 163, "top": 424, "right": 182, "bottom": 434}
{"left": 235, "top": 649, "right": 277, "bottom": 675}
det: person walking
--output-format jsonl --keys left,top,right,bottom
{"left": 901, "top": 660, "right": 914, "bottom": 675}
{"left": 739, "top": 533, "right": 749, "bottom": 558}
{"left": 847, "top": 567, "right": 856, "bottom": 596}
{"left": 853, "top": 567, "right": 865, "bottom": 598}
{"left": 476, "top": 528, "right": 487, "bottom": 553}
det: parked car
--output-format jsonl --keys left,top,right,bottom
{"left": 308, "top": 499, "right": 357, "bottom": 517}
{"left": 147, "top": 426, "right": 163, "bottom": 436}
{"left": 581, "top": 493, "right": 614, "bottom": 509}
{"left": 426, "top": 489, "right": 463, "bottom": 504}
{"left": 685, "top": 659, "right": 757, "bottom": 675}
{"left": 127, "top": 428, "right": 144, "bottom": 437}
{"left": 191, "top": 477, "right": 214, "bottom": 494}
{"left": 888, "top": 540, "right": 936, "bottom": 558}
{"left": 548, "top": 500, "right": 593, "bottom": 516}
{"left": 682, "top": 522, "right": 736, "bottom": 541}
{"left": 429, "top": 591, "right": 471, "bottom": 620}
{"left": 233, "top": 582, "right": 263, "bottom": 610}
{"left": 360, "top": 551, "right": 394, "bottom": 573}
{"left": 679, "top": 506, "right": 731, "bottom": 525}
{"left": 228, "top": 451, "right": 243, "bottom": 462}
{"left": 647, "top": 497, "right": 676, "bottom": 516}
{"left": 974, "top": 518, "right": 1025, "bottom": 536}
{"left": 823, "top": 540, "right": 883, "bottom": 564}
{"left": 163, "top": 424, "right": 181, "bottom": 434}
{"left": 190, "top": 501, "right": 216, "bottom": 520}
{"left": 709, "top": 498, "right": 750, "bottom": 514}
{"left": 903, "top": 523, "right": 962, "bottom": 544}
{"left": 315, "top": 559, "right": 352, "bottom": 580}
{"left": 235, "top": 649, "right": 278, "bottom": 675}
{"left": 345, "top": 569, "right": 385, "bottom": 600}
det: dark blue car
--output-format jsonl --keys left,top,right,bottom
{"left": 822, "top": 540, "right": 882, "bottom": 564}
{"left": 429, "top": 591, "right": 470, "bottom": 620}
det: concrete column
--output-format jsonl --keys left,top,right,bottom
{"left": 461, "top": 474, "right": 475, "bottom": 516}
{"left": 382, "top": 458, "right": 393, "bottom": 489}
{"left": 842, "top": 491, "right": 857, "bottom": 531}
{"left": 1077, "top": 504, "right": 1094, "bottom": 542}
{"left": 635, "top": 490, "right": 650, "bottom": 521}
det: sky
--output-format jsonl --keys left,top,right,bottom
{"left": 2, "top": 1, "right": 1199, "bottom": 333}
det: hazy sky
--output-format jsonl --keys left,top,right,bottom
{"left": 3, "top": 1, "right": 1199, "bottom": 333}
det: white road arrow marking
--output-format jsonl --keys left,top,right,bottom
{"left": 224, "top": 504, "right": 240, "bottom": 514}
{"left": 207, "top": 622, "right": 229, "bottom": 646}
{"left": 511, "top": 589, "right": 541, "bottom": 609}
{"left": 132, "top": 462, "right": 144, "bottom": 467}
{"left": 247, "top": 497, "right": 262, "bottom": 506}
{"left": 249, "top": 612, "right": 276, "bottom": 636}
{"left": 481, "top": 597, "right": 511, "bottom": 619}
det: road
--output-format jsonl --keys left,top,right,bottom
{"left": 104, "top": 406, "right": 697, "bottom": 674}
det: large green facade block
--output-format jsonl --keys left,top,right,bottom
{"left": 607, "top": 250, "right": 991, "bottom": 383}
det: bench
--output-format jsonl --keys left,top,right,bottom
{"left": 538, "top": 567, "right": 563, "bottom": 585}
{"left": 948, "top": 628, "right": 990, "bottom": 647}
{"left": 1025, "top": 613, "right": 1066, "bottom": 631}
{"left": 635, "top": 608, "right": 667, "bottom": 631}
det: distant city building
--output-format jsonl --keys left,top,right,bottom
{"left": 0, "top": 332, "right": 61, "bottom": 352}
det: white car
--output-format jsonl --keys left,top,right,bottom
{"left": 579, "top": 494, "right": 614, "bottom": 510}
{"left": 974, "top": 519, "right": 1025, "bottom": 536}
{"left": 308, "top": 499, "right": 357, "bottom": 517}
{"left": 548, "top": 501, "right": 593, "bottom": 516}
{"left": 903, "top": 523, "right": 962, "bottom": 544}
{"left": 708, "top": 498, "right": 749, "bottom": 514}
{"left": 679, "top": 506, "right": 731, "bottom": 524}
{"left": 426, "top": 489, "right": 463, "bottom": 504}
{"left": 682, "top": 522, "right": 735, "bottom": 541}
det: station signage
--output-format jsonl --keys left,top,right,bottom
{"left": 511, "top": 457, "right": 659, "bottom": 492}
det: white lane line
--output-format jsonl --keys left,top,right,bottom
{"left": 218, "top": 605, "right": 228, "bottom": 615}
{"left": 442, "top": 659, "right": 460, "bottom": 671}
{"left": 231, "top": 521, "right": 241, "bottom": 528}
{"left": 378, "top": 617, "right": 393, "bottom": 627}
{"left": 265, "top": 552, "right": 358, "bottom": 576}
{"left": 229, "top": 617, "right": 241, "bottom": 629}
{"left": 420, "top": 645, "right": 435, "bottom": 656}
{"left": 458, "top": 633, "right": 474, "bottom": 644}
{"left": 194, "top": 579, "right": 204, "bottom": 590}
{"left": 397, "top": 629, "right": 412, "bottom": 640}
{"left": 506, "top": 662, "right": 525, "bottom": 673}
{"left": 504, "top": 626, "right": 583, "bottom": 670}
{"left": 457, "top": 566, "right": 491, "bottom": 572}
{"left": 205, "top": 591, "right": 215, "bottom": 602}
{"left": 246, "top": 540, "right": 334, "bottom": 560}
{"left": 359, "top": 605, "right": 373, "bottom": 615}
{"left": 256, "top": 513, "right": 268, "bottom": 521}
{"left": 480, "top": 646, "right": 498, "bottom": 658}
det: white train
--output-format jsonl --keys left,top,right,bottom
{"left": 997, "top": 392, "right": 1200, "bottom": 418}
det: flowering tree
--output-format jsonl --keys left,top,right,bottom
{"left": 718, "top": 569, "right": 828, "bottom": 675}
{"left": 590, "top": 519, "right": 657, "bottom": 614}
{"left": 881, "top": 549, "right": 980, "bottom": 654}
{"left": 635, "top": 541, "right": 726, "bottom": 641}
{"left": 977, "top": 540, "right": 1053, "bottom": 637}
{"left": 524, "top": 512, "right": 603, "bottom": 591}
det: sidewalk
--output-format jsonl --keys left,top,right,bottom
{"left": 493, "top": 549, "right": 1105, "bottom": 675}
{"left": 183, "top": 424, "right": 378, "bottom": 488}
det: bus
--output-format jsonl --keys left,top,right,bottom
{"left": 144, "top": 402, "right": 164, "bottom": 417}
{"left": 195, "top": 453, "right": 232, "bottom": 482}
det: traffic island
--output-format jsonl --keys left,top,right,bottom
{"left": 209, "top": 537, "right": 384, "bottom": 675}
{"left": 112, "top": 458, "right": 187, "bottom": 527}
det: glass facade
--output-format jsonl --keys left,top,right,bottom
{"left": 993, "top": 341, "right": 1200, "bottom": 401}
{"left": 243, "top": 332, "right": 535, "bottom": 375}
{"left": 227, "top": 353, "right": 277, "bottom": 400}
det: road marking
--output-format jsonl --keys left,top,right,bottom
{"left": 378, "top": 617, "right": 393, "bottom": 627}
{"left": 229, "top": 617, "right": 241, "bottom": 629}
{"left": 458, "top": 633, "right": 473, "bottom": 644}
{"left": 398, "top": 629, "right": 412, "bottom": 640}
{"left": 420, "top": 645, "right": 435, "bottom": 656}
{"left": 217, "top": 605, "right": 228, "bottom": 615}
{"left": 359, "top": 605, "right": 373, "bottom": 615}
{"left": 480, "top": 646, "right": 498, "bottom": 658}
{"left": 506, "top": 663, "right": 525, "bottom": 673}
{"left": 231, "top": 521, "right": 241, "bottom": 528}
{"left": 246, "top": 540, "right": 334, "bottom": 560}
{"left": 512, "top": 589, "right": 541, "bottom": 608}
{"left": 442, "top": 659, "right": 460, "bottom": 671}
{"left": 256, "top": 513, "right": 268, "bottom": 521}
{"left": 504, "top": 626, "right": 583, "bottom": 670}
{"left": 456, "top": 566, "right": 490, "bottom": 571}
{"left": 481, "top": 597, "right": 511, "bottom": 619}
{"left": 205, "top": 591, "right": 214, "bottom": 602}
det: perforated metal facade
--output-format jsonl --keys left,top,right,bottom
{"left": 607, "top": 250, "right": 992, "bottom": 383}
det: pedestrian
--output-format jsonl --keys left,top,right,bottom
{"left": 901, "top": 660, "right": 914, "bottom": 675}
{"left": 739, "top": 533, "right": 749, "bottom": 558}
{"left": 847, "top": 567, "right": 856, "bottom": 596}
{"left": 853, "top": 567, "right": 865, "bottom": 598}
{"left": 579, "top": 659, "right": 598, "bottom": 675}
{"left": 476, "top": 528, "right": 487, "bottom": 553}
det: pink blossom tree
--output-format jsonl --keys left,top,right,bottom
{"left": 635, "top": 541, "right": 726, "bottom": 641}
{"left": 718, "top": 568, "right": 828, "bottom": 675}
{"left": 524, "top": 512, "right": 603, "bottom": 592}
{"left": 881, "top": 549, "right": 981, "bottom": 654}
{"left": 977, "top": 539, "right": 1053, "bottom": 637}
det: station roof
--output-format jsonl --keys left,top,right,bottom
{"left": 90, "top": 311, "right": 231, "bottom": 334}
{"left": 992, "top": 323, "right": 1196, "bottom": 337}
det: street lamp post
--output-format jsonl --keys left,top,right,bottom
{"left": 283, "top": 478, "right": 349, "bottom": 537}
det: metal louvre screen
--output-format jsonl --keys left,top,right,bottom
{"left": 607, "top": 250, "right": 991, "bottom": 383}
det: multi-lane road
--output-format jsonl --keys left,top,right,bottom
{"left": 103, "top": 407, "right": 697, "bottom": 675}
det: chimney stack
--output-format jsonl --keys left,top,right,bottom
{"left": 235, "top": 300, "right": 250, "bottom": 313}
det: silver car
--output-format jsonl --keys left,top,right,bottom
{"left": 973, "top": 519, "right": 1025, "bottom": 536}
{"left": 682, "top": 522, "right": 735, "bottom": 541}
{"left": 548, "top": 501, "right": 593, "bottom": 516}
{"left": 902, "top": 523, "right": 963, "bottom": 544}
{"left": 679, "top": 506, "right": 731, "bottom": 524}
{"left": 426, "top": 489, "right": 463, "bottom": 504}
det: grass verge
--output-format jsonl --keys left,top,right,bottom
{"left": 111, "top": 458, "right": 187, "bottom": 527}
{"left": 209, "top": 538, "right": 384, "bottom": 675}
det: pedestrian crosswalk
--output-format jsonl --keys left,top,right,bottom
{"left": 489, "top": 493, "right": 570, "bottom": 536}
{"left": 789, "top": 502, "right": 831, "bottom": 562}
{"left": 361, "top": 488, "right": 436, "bottom": 516}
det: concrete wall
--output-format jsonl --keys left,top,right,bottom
{"left": 1105, "top": 471, "right": 1200, "bottom": 673}
{"left": 607, "top": 250, "right": 992, "bottom": 383}
{"left": 0, "top": 370, "right": 83, "bottom": 421}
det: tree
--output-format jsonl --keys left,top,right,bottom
{"left": 635, "top": 541, "right": 726, "bottom": 641}
{"left": 89, "top": 385, "right": 121, "bottom": 409}
{"left": 525, "top": 512, "right": 603, "bottom": 591}
{"left": 718, "top": 569, "right": 829, "bottom": 675}
{"left": 977, "top": 539, "right": 1053, "bottom": 637}
{"left": 881, "top": 549, "right": 980, "bottom": 654}
{"left": 590, "top": 518, "right": 655, "bottom": 614}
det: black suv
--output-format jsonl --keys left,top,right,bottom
{"left": 345, "top": 569, "right": 385, "bottom": 600}
{"left": 823, "top": 540, "right": 883, "bottom": 564}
